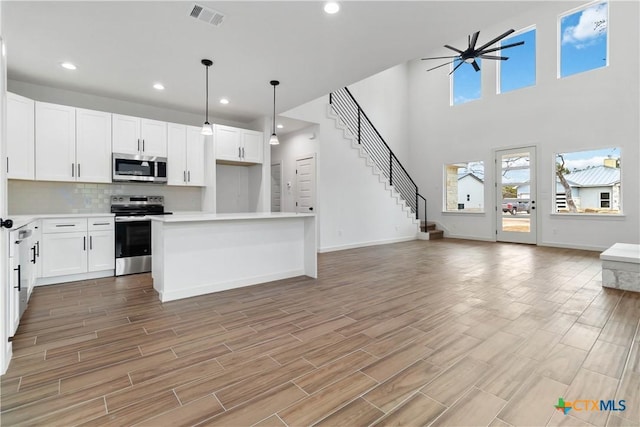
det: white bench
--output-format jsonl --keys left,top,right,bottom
{"left": 600, "top": 243, "right": 640, "bottom": 292}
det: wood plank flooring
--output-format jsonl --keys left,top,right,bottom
{"left": 1, "top": 239, "right": 639, "bottom": 426}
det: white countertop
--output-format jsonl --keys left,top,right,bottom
{"left": 8, "top": 213, "right": 115, "bottom": 230}
{"left": 600, "top": 243, "right": 640, "bottom": 264}
{"left": 150, "top": 212, "right": 315, "bottom": 223}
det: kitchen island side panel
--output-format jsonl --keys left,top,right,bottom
{"left": 151, "top": 215, "right": 316, "bottom": 302}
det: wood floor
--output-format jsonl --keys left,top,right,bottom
{"left": 1, "top": 239, "right": 639, "bottom": 427}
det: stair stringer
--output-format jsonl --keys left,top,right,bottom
{"left": 327, "top": 104, "right": 418, "bottom": 224}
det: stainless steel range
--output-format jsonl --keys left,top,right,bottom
{"left": 111, "top": 195, "right": 171, "bottom": 276}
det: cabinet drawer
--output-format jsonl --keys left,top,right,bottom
{"left": 88, "top": 217, "right": 114, "bottom": 231}
{"left": 42, "top": 218, "right": 88, "bottom": 233}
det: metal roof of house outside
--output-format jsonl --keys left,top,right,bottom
{"left": 565, "top": 165, "right": 620, "bottom": 187}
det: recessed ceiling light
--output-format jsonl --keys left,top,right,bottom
{"left": 277, "top": 124, "right": 284, "bottom": 129}
{"left": 153, "top": 83, "right": 165, "bottom": 90}
{"left": 219, "top": 98, "right": 229, "bottom": 105}
{"left": 324, "top": 2, "right": 340, "bottom": 14}
{"left": 60, "top": 62, "right": 77, "bottom": 70}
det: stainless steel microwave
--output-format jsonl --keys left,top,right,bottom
{"left": 112, "top": 153, "right": 168, "bottom": 183}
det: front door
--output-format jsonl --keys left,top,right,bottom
{"left": 295, "top": 155, "right": 316, "bottom": 213}
{"left": 496, "top": 146, "right": 537, "bottom": 244}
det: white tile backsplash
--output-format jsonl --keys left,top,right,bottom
{"left": 8, "top": 180, "right": 202, "bottom": 214}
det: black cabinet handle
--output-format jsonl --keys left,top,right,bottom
{"left": 188, "top": 171, "right": 191, "bottom": 182}
{"left": 143, "top": 139, "right": 145, "bottom": 152}
{"left": 83, "top": 236, "right": 86, "bottom": 251}
{"left": 90, "top": 235, "right": 93, "bottom": 250}
{"left": 71, "top": 163, "right": 75, "bottom": 177}
{"left": 36, "top": 241, "right": 40, "bottom": 257}
{"left": 31, "top": 246, "right": 36, "bottom": 264}
{"left": 14, "top": 265, "right": 21, "bottom": 291}
{"left": 184, "top": 171, "right": 186, "bottom": 182}
{"left": 138, "top": 138, "right": 140, "bottom": 151}
{"left": 238, "top": 147, "right": 241, "bottom": 158}
{"left": 78, "top": 163, "right": 81, "bottom": 177}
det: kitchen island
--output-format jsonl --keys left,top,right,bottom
{"left": 150, "top": 212, "right": 317, "bottom": 302}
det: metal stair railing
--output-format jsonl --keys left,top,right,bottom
{"left": 329, "top": 87, "right": 427, "bottom": 222}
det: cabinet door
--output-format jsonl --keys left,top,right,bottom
{"left": 215, "top": 125, "right": 241, "bottom": 162}
{"left": 76, "top": 108, "right": 112, "bottom": 183}
{"left": 241, "top": 130, "right": 263, "bottom": 164}
{"left": 167, "top": 123, "right": 187, "bottom": 185}
{"left": 186, "top": 126, "right": 205, "bottom": 186}
{"left": 88, "top": 230, "right": 115, "bottom": 272}
{"left": 7, "top": 93, "right": 35, "bottom": 180}
{"left": 140, "top": 119, "right": 167, "bottom": 157}
{"left": 35, "top": 102, "right": 76, "bottom": 181}
{"left": 41, "top": 231, "right": 88, "bottom": 277}
{"left": 112, "top": 114, "right": 141, "bottom": 155}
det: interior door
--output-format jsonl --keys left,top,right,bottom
{"left": 295, "top": 156, "right": 316, "bottom": 213}
{"left": 271, "top": 162, "right": 282, "bottom": 212}
{"left": 496, "top": 146, "right": 537, "bottom": 244}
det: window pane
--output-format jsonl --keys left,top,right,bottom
{"left": 499, "top": 28, "right": 536, "bottom": 93}
{"left": 555, "top": 147, "right": 620, "bottom": 214}
{"left": 560, "top": 2, "right": 608, "bottom": 78}
{"left": 452, "top": 59, "right": 481, "bottom": 105}
{"left": 444, "top": 161, "right": 484, "bottom": 212}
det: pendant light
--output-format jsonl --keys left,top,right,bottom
{"left": 201, "top": 59, "right": 213, "bottom": 136}
{"left": 269, "top": 80, "right": 280, "bottom": 145}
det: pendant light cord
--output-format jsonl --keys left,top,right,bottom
{"left": 272, "top": 84, "right": 276, "bottom": 134}
{"left": 205, "top": 64, "right": 209, "bottom": 123}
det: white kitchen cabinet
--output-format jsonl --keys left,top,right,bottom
{"left": 41, "top": 217, "right": 114, "bottom": 279}
{"left": 76, "top": 108, "right": 112, "bottom": 183}
{"left": 112, "top": 114, "right": 167, "bottom": 157}
{"left": 6, "top": 92, "right": 35, "bottom": 180}
{"left": 214, "top": 124, "right": 263, "bottom": 164}
{"left": 35, "top": 101, "right": 76, "bottom": 181}
{"left": 167, "top": 123, "right": 205, "bottom": 186}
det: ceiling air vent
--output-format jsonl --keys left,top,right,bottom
{"left": 189, "top": 3, "right": 225, "bottom": 27}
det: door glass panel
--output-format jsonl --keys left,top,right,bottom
{"left": 500, "top": 152, "right": 531, "bottom": 233}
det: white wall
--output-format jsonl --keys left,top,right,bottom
{"left": 408, "top": 1, "right": 640, "bottom": 250}
{"left": 283, "top": 95, "right": 417, "bottom": 252}
{"left": 216, "top": 165, "right": 249, "bottom": 214}
{"left": 270, "top": 125, "right": 320, "bottom": 213}
{"left": 347, "top": 63, "right": 411, "bottom": 165}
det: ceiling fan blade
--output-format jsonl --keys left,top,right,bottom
{"left": 471, "top": 60, "right": 480, "bottom": 72}
{"left": 476, "top": 28, "right": 515, "bottom": 52}
{"left": 444, "top": 44, "right": 464, "bottom": 54}
{"left": 426, "top": 60, "right": 456, "bottom": 72}
{"left": 469, "top": 31, "right": 480, "bottom": 50}
{"left": 449, "top": 60, "right": 465, "bottom": 75}
{"left": 478, "top": 40, "right": 525, "bottom": 55}
{"left": 478, "top": 54, "right": 508, "bottom": 60}
{"left": 421, "top": 55, "right": 460, "bottom": 60}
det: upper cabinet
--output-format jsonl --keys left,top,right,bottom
{"left": 76, "top": 108, "right": 112, "bottom": 183}
{"left": 35, "top": 102, "right": 76, "bottom": 182}
{"left": 35, "top": 102, "right": 111, "bottom": 183}
{"left": 167, "top": 123, "right": 205, "bottom": 186}
{"left": 6, "top": 92, "right": 35, "bottom": 180}
{"left": 112, "top": 114, "right": 167, "bottom": 157}
{"left": 214, "top": 124, "right": 263, "bottom": 164}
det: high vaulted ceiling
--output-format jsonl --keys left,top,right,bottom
{"left": 3, "top": 1, "right": 541, "bottom": 124}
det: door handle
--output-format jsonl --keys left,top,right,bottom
{"left": 36, "top": 241, "right": 40, "bottom": 257}
{"left": 309, "top": 207, "right": 313, "bottom": 211}
{"left": 0, "top": 218, "right": 13, "bottom": 229}
{"left": 142, "top": 139, "right": 145, "bottom": 152}
{"left": 14, "top": 265, "right": 21, "bottom": 291}
{"left": 242, "top": 147, "right": 245, "bottom": 158}
{"left": 138, "top": 138, "right": 141, "bottom": 151}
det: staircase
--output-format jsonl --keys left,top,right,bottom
{"left": 328, "top": 87, "right": 443, "bottom": 239}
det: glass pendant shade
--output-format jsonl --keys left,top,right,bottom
{"left": 201, "top": 122, "right": 213, "bottom": 136}
{"left": 269, "top": 133, "right": 279, "bottom": 145}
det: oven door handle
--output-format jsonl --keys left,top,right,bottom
{"left": 115, "top": 217, "right": 151, "bottom": 222}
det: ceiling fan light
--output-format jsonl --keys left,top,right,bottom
{"left": 201, "top": 122, "right": 213, "bottom": 136}
{"left": 269, "top": 133, "right": 280, "bottom": 145}
{"left": 464, "top": 57, "right": 475, "bottom": 63}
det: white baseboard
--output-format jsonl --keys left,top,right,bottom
{"left": 319, "top": 235, "right": 417, "bottom": 253}
{"left": 538, "top": 241, "right": 605, "bottom": 252}
{"left": 36, "top": 270, "right": 114, "bottom": 286}
{"left": 445, "top": 234, "right": 496, "bottom": 242}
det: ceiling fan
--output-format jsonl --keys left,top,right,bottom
{"left": 422, "top": 29, "right": 524, "bottom": 75}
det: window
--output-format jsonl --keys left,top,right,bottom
{"left": 451, "top": 59, "right": 481, "bottom": 105}
{"left": 559, "top": 1, "right": 608, "bottom": 78}
{"left": 444, "top": 161, "right": 484, "bottom": 212}
{"left": 554, "top": 147, "right": 620, "bottom": 214}
{"left": 498, "top": 27, "right": 536, "bottom": 93}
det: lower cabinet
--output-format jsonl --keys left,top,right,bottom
{"left": 41, "top": 217, "right": 114, "bottom": 278}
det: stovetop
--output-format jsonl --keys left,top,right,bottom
{"left": 110, "top": 195, "right": 170, "bottom": 216}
